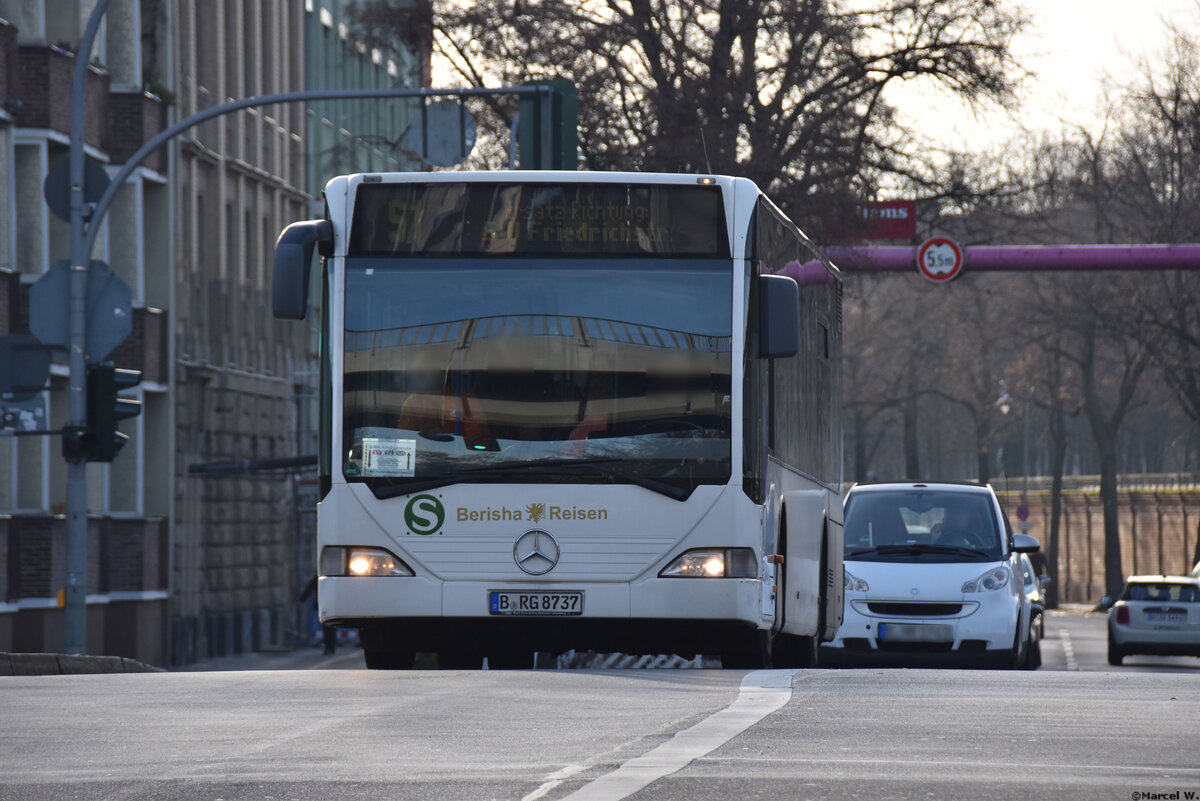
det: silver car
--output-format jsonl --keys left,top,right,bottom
{"left": 1019, "top": 553, "right": 1045, "bottom": 639}
{"left": 1106, "top": 576, "right": 1200, "bottom": 665}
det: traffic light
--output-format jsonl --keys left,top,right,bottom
{"left": 84, "top": 362, "right": 142, "bottom": 462}
{"left": 518, "top": 78, "right": 577, "bottom": 170}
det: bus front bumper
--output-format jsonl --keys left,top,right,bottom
{"left": 318, "top": 575, "right": 764, "bottom": 656}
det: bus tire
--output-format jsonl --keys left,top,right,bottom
{"left": 720, "top": 630, "right": 771, "bottom": 669}
{"left": 363, "top": 648, "right": 416, "bottom": 670}
{"left": 771, "top": 632, "right": 819, "bottom": 668}
{"left": 360, "top": 627, "right": 416, "bottom": 670}
{"left": 437, "top": 649, "right": 483, "bottom": 669}
{"left": 486, "top": 649, "right": 534, "bottom": 670}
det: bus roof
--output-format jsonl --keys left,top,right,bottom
{"left": 327, "top": 170, "right": 758, "bottom": 192}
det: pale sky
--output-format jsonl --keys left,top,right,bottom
{"left": 889, "top": 0, "right": 1200, "bottom": 150}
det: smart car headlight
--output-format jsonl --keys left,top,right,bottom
{"left": 962, "top": 566, "right": 1010, "bottom": 593}
{"left": 844, "top": 569, "right": 869, "bottom": 593}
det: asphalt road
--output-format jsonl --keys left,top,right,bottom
{"left": 1043, "top": 607, "right": 1200, "bottom": 673}
{"left": 1, "top": 610, "right": 1196, "bottom": 801}
{"left": 181, "top": 604, "right": 1200, "bottom": 675}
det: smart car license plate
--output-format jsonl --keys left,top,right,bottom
{"left": 877, "top": 623, "right": 953, "bottom": 643}
{"left": 489, "top": 591, "right": 583, "bottom": 616}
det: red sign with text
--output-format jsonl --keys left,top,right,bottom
{"left": 854, "top": 200, "right": 916, "bottom": 240}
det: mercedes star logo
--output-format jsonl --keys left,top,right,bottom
{"left": 513, "top": 529, "right": 561, "bottom": 575}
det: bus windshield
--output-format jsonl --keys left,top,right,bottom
{"left": 341, "top": 258, "right": 733, "bottom": 499}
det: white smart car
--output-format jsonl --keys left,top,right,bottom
{"left": 824, "top": 482, "right": 1041, "bottom": 669}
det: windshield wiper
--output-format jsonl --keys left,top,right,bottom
{"left": 371, "top": 457, "right": 693, "bottom": 501}
{"left": 847, "top": 543, "right": 988, "bottom": 558}
{"left": 570, "top": 459, "right": 693, "bottom": 501}
{"left": 920, "top": 544, "right": 989, "bottom": 557}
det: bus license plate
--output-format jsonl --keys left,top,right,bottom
{"left": 877, "top": 623, "right": 953, "bottom": 643}
{"left": 489, "top": 591, "right": 583, "bottom": 616}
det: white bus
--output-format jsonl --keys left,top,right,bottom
{"left": 273, "top": 172, "right": 843, "bottom": 668}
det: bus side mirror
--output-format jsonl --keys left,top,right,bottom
{"left": 759, "top": 274, "right": 799, "bottom": 358}
{"left": 273, "top": 219, "right": 333, "bottom": 320}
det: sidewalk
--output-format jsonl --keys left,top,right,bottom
{"left": 1051, "top": 602, "right": 1105, "bottom": 616}
{"left": 1, "top": 643, "right": 367, "bottom": 676}
{"left": 0, "top": 652, "right": 165, "bottom": 676}
{"left": 178, "top": 642, "right": 366, "bottom": 672}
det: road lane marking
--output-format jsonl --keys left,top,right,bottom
{"left": 522, "top": 764, "right": 586, "bottom": 801}
{"left": 1061, "top": 630, "right": 1079, "bottom": 671}
{"left": 550, "top": 669, "right": 798, "bottom": 801}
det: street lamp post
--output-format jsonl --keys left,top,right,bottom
{"left": 995, "top": 381, "right": 1033, "bottom": 532}
{"left": 1021, "top": 393, "right": 1031, "bottom": 533}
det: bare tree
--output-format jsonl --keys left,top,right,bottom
{"left": 1095, "top": 24, "right": 1200, "bottom": 569}
{"left": 347, "top": 0, "right": 1027, "bottom": 229}
{"left": 1023, "top": 273, "right": 1152, "bottom": 599}
{"left": 934, "top": 278, "right": 1024, "bottom": 484}
{"left": 1004, "top": 306, "right": 1083, "bottom": 608}
{"left": 842, "top": 272, "right": 958, "bottom": 482}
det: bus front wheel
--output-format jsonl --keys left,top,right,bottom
{"left": 771, "top": 632, "right": 819, "bottom": 668}
{"left": 360, "top": 628, "right": 416, "bottom": 669}
{"left": 363, "top": 648, "right": 416, "bottom": 669}
{"left": 719, "top": 630, "right": 771, "bottom": 669}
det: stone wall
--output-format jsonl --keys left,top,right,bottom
{"left": 998, "top": 486, "right": 1200, "bottom": 603}
{"left": 170, "top": 359, "right": 299, "bottom": 665}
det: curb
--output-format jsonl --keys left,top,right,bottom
{"left": 0, "top": 653, "right": 165, "bottom": 676}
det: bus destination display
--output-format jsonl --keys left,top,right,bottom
{"left": 348, "top": 182, "right": 729, "bottom": 258}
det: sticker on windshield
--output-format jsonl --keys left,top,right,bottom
{"left": 362, "top": 438, "right": 416, "bottom": 476}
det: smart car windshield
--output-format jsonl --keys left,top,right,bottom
{"left": 844, "top": 490, "right": 1003, "bottom": 562}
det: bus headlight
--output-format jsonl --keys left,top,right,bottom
{"left": 320, "top": 546, "right": 414, "bottom": 577}
{"left": 659, "top": 548, "right": 756, "bottom": 578}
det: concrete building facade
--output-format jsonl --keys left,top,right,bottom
{"left": 1, "top": 0, "right": 425, "bottom": 666}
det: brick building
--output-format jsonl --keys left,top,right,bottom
{"left": 0, "top": 0, "right": 172, "bottom": 661}
{"left": 0, "top": 0, "right": 425, "bottom": 666}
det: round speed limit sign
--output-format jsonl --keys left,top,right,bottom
{"left": 917, "top": 236, "right": 964, "bottom": 283}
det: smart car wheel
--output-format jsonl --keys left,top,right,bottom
{"left": 1004, "top": 621, "right": 1024, "bottom": 669}
{"left": 1023, "top": 630, "right": 1041, "bottom": 670}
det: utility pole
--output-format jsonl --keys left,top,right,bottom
{"left": 57, "top": 0, "right": 565, "bottom": 653}
{"left": 62, "top": 0, "right": 113, "bottom": 654}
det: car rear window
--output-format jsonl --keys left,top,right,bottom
{"left": 1123, "top": 583, "right": 1200, "bottom": 603}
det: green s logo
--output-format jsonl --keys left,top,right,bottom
{"left": 405, "top": 494, "right": 445, "bottom": 535}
